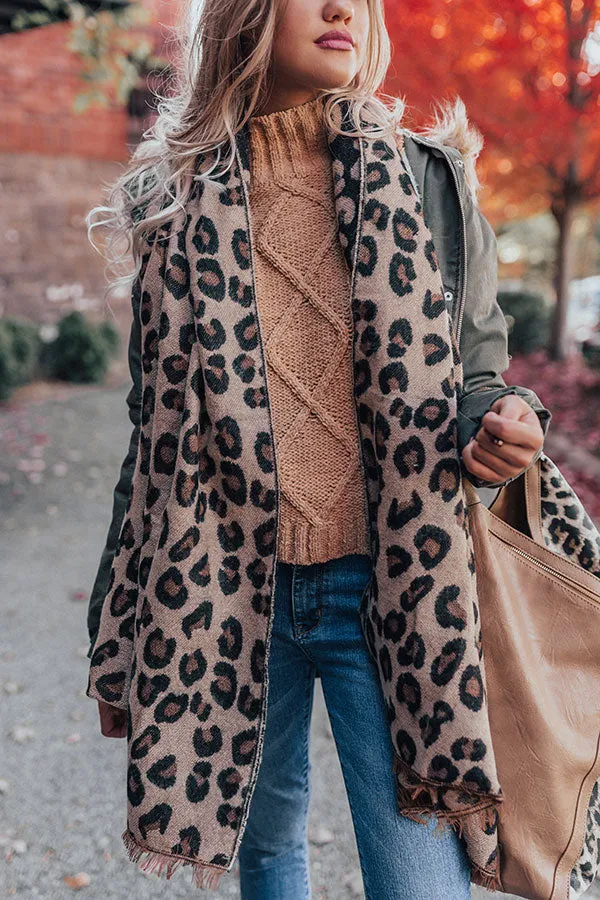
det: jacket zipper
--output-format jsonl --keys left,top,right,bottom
{"left": 405, "top": 134, "right": 468, "bottom": 347}
{"left": 492, "top": 531, "right": 600, "bottom": 604}
{"left": 439, "top": 149, "right": 468, "bottom": 347}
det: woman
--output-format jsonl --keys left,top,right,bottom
{"left": 86, "top": 0, "right": 551, "bottom": 897}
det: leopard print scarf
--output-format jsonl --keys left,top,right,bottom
{"left": 87, "top": 99, "right": 506, "bottom": 890}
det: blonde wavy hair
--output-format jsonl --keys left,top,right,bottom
{"left": 86, "top": 0, "right": 409, "bottom": 299}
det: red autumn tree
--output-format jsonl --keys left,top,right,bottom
{"left": 385, "top": 0, "right": 600, "bottom": 360}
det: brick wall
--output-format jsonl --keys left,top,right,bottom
{"left": 1, "top": 152, "right": 128, "bottom": 324}
{"left": 0, "top": 21, "right": 129, "bottom": 160}
{"left": 0, "top": 1, "right": 180, "bottom": 327}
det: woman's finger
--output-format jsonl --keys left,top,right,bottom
{"left": 481, "top": 409, "right": 543, "bottom": 450}
{"left": 475, "top": 426, "right": 534, "bottom": 468}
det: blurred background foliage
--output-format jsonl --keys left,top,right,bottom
{"left": 1, "top": 0, "right": 600, "bottom": 517}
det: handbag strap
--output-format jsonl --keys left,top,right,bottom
{"left": 463, "top": 457, "right": 544, "bottom": 543}
{"left": 524, "top": 457, "right": 544, "bottom": 544}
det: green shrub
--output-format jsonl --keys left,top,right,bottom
{"left": 97, "top": 319, "right": 121, "bottom": 358}
{"left": 497, "top": 289, "right": 551, "bottom": 354}
{"left": 581, "top": 336, "right": 600, "bottom": 371}
{"left": 0, "top": 317, "right": 42, "bottom": 402}
{"left": 42, "top": 311, "right": 116, "bottom": 384}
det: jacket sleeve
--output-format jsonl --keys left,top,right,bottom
{"left": 86, "top": 267, "right": 143, "bottom": 658}
{"left": 456, "top": 170, "right": 552, "bottom": 489}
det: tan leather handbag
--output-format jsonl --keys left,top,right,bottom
{"left": 463, "top": 453, "right": 600, "bottom": 900}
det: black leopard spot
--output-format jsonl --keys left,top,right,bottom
{"left": 194, "top": 724, "right": 223, "bottom": 758}
{"left": 217, "top": 767, "right": 242, "bottom": 800}
{"left": 431, "top": 637, "right": 466, "bottom": 686}
{"left": 232, "top": 727, "right": 258, "bottom": 765}
{"left": 387, "top": 318, "right": 412, "bottom": 358}
{"left": 427, "top": 755, "right": 459, "bottom": 784}
{"left": 189, "top": 553, "right": 211, "bottom": 588}
{"left": 395, "top": 729, "right": 417, "bottom": 765}
{"left": 196, "top": 258, "right": 225, "bottom": 301}
{"left": 414, "top": 398, "right": 449, "bottom": 432}
{"left": 218, "top": 556, "right": 241, "bottom": 596}
{"left": 254, "top": 517, "right": 276, "bottom": 557}
{"left": 172, "top": 825, "right": 202, "bottom": 858}
{"left": 90, "top": 640, "right": 118, "bottom": 667}
{"left": 165, "top": 253, "right": 190, "bottom": 301}
{"left": 387, "top": 492, "right": 422, "bottom": 531}
{"left": 155, "top": 567, "right": 188, "bottom": 609}
{"left": 396, "top": 672, "right": 421, "bottom": 714}
{"left": 186, "top": 761, "right": 212, "bottom": 803}
{"left": 131, "top": 725, "right": 161, "bottom": 760}
{"left": 94, "top": 671, "right": 126, "bottom": 704}
{"left": 397, "top": 632, "right": 426, "bottom": 669}
{"left": 154, "top": 692, "right": 188, "bottom": 723}
{"left": 379, "top": 361, "right": 408, "bottom": 395}
{"left": 182, "top": 600, "right": 213, "bottom": 637}
{"left": 204, "top": 353, "right": 229, "bottom": 394}
{"left": 422, "top": 333, "right": 450, "bottom": 366}
{"left": 190, "top": 691, "right": 212, "bottom": 722}
{"left": 137, "top": 672, "right": 170, "bottom": 707}
{"left": 254, "top": 433, "right": 275, "bottom": 476}
{"left": 211, "top": 661, "right": 237, "bottom": 709}
{"left": 179, "top": 649, "right": 207, "bottom": 687}
{"left": 359, "top": 324, "right": 381, "bottom": 357}
{"left": 192, "top": 215, "right": 218, "bottom": 254}
{"left": 389, "top": 397, "right": 413, "bottom": 427}
{"left": 451, "top": 736, "right": 487, "bottom": 762}
{"left": 389, "top": 252, "right": 416, "bottom": 296}
{"left": 218, "top": 617, "right": 243, "bottom": 660}
{"left": 231, "top": 229, "right": 251, "bottom": 270}
{"left": 217, "top": 521, "right": 244, "bottom": 553}
{"left": 392, "top": 207, "right": 418, "bottom": 252}
{"left": 143, "top": 628, "right": 176, "bottom": 670}
{"left": 216, "top": 803, "right": 242, "bottom": 830}
{"left": 127, "top": 763, "right": 145, "bottom": 807}
{"left": 459, "top": 663, "right": 484, "bottom": 711}
{"left": 154, "top": 433, "right": 178, "bottom": 477}
{"left": 168, "top": 527, "right": 200, "bottom": 563}
{"left": 422, "top": 288, "right": 445, "bottom": 318}
{"left": 414, "top": 524, "right": 451, "bottom": 569}
{"left": 435, "top": 585, "right": 467, "bottom": 630}
{"left": 393, "top": 435, "right": 426, "bottom": 477}
{"left": 220, "top": 460, "right": 247, "bottom": 506}
{"left": 382, "top": 609, "right": 406, "bottom": 642}
{"left": 138, "top": 803, "right": 172, "bottom": 840}
{"left": 237, "top": 685, "right": 261, "bottom": 721}
{"left": 364, "top": 197, "right": 390, "bottom": 230}
{"left": 229, "top": 275, "right": 253, "bottom": 307}
{"left": 419, "top": 701, "right": 454, "bottom": 748}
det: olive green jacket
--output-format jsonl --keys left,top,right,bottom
{"left": 87, "top": 129, "right": 551, "bottom": 653}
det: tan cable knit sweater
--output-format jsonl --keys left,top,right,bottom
{"left": 248, "top": 95, "right": 370, "bottom": 565}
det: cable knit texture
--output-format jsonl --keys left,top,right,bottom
{"left": 248, "top": 95, "right": 370, "bottom": 564}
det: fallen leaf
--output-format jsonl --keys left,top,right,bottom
{"left": 64, "top": 872, "right": 91, "bottom": 890}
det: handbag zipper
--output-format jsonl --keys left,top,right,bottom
{"left": 492, "top": 531, "right": 600, "bottom": 604}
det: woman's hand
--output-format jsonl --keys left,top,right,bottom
{"left": 97, "top": 700, "right": 127, "bottom": 739}
{"left": 461, "top": 394, "right": 544, "bottom": 485}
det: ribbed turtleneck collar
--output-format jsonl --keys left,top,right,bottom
{"left": 248, "top": 94, "right": 329, "bottom": 184}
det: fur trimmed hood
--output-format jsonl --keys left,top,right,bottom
{"left": 407, "top": 95, "right": 484, "bottom": 204}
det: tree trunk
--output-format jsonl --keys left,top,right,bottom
{"left": 549, "top": 198, "right": 576, "bottom": 362}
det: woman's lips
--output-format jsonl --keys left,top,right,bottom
{"left": 315, "top": 38, "right": 354, "bottom": 50}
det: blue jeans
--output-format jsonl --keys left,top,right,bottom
{"left": 237, "top": 552, "right": 472, "bottom": 899}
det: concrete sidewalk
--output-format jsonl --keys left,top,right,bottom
{"left": 0, "top": 384, "right": 597, "bottom": 899}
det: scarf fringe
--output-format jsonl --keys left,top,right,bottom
{"left": 392, "top": 755, "right": 504, "bottom": 893}
{"left": 122, "top": 828, "right": 227, "bottom": 890}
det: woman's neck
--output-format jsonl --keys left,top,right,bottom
{"left": 248, "top": 94, "right": 329, "bottom": 183}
